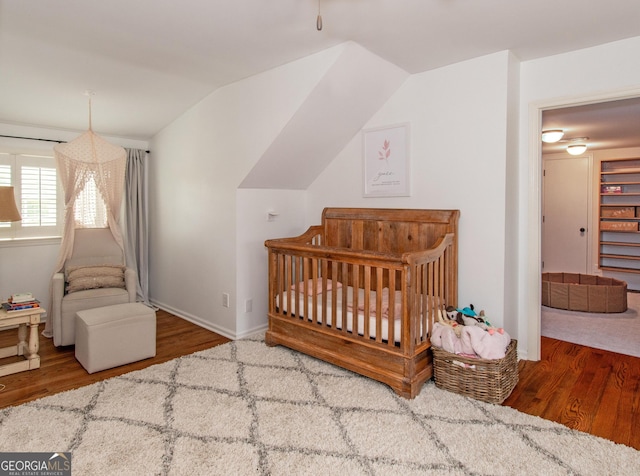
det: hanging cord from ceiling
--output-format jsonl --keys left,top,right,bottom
{"left": 317, "top": 0, "right": 323, "bottom": 31}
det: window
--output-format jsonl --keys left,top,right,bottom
{"left": 74, "top": 174, "right": 108, "bottom": 228}
{"left": 0, "top": 152, "right": 63, "bottom": 239}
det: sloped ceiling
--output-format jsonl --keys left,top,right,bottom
{"left": 240, "top": 43, "right": 408, "bottom": 190}
{"left": 1, "top": 1, "right": 639, "bottom": 140}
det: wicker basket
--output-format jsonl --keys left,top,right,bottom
{"left": 432, "top": 339, "right": 518, "bottom": 404}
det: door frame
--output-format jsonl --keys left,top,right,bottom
{"left": 527, "top": 87, "right": 640, "bottom": 361}
{"left": 541, "top": 154, "right": 594, "bottom": 274}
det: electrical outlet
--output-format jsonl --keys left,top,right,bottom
{"left": 245, "top": 299, "right": 253, "bottom": 313}
{"left": 222, "top": 292, "right": 230, "bottom": 308}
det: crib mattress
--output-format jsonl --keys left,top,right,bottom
{"left": 276, "top": 286, "right": 402, "bottom": 343}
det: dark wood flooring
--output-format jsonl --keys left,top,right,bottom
{"left": 1, "top": 313, "right": 638, "bottom": 450}
{"left": 504, "top": 336, "right": 640, "bottom": 450}
{"left": 0, "top": 309, "right": 230, "bottom": 408}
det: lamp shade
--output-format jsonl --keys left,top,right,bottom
{"left": 541, "top": 129, "right": 564, "bottom": 143}
{"left": 567, "top": 144, "right": 587, "bottom": 156}
{"left": 0, "top": 186, "right": 21, "bottom": 222}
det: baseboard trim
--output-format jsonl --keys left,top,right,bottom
{"left": 149, "top": 299, "right": 236, "bottom": 340}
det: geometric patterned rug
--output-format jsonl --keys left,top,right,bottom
{"left": 1, "top": 334, "right": 638, "bottom": 475}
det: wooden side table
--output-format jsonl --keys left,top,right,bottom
{"left": 0, "top": 305, "right": 46, "bottom": 377}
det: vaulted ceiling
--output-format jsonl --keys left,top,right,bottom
{"left": 1, "top": 1, "right": 640, "bottom": 141}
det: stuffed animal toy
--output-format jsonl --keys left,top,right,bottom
{"left": 476, "top": 310, "right": 505, "bottom": 336}
{"left": 456, "top": 304, "right": 506, "bottom": 335}
{"left": 439, "top": 305, "right": 463, "bottom": 336}
{"left": 455, "top": 304, "right": 485, "bottom": 327}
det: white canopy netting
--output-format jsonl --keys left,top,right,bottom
{"left": 43, "top": 128, "right": 126, "bottom": 338}
{"left": 53, "top": 128, "right": 126, "bottom": 271}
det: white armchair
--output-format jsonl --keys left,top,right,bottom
{"left": 51, "top": 228, "right": 137, "bottom": 346}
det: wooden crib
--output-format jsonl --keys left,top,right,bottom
{"left": 264, "top": 207, "right": 459, "bottom": 398}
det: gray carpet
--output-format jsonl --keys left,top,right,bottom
{"left": 1, "top": 334, "right": 638, "bottom": 475}
{"left": 542, "top": 291, "right": 640, "bottom": 358}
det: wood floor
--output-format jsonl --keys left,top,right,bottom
{"left": 0, "top": 309, "right": 230, "bottom": 408}
{"left": 0, "top": 312, "right": 638, "bottom": 451}
{"left": 504, "top": 336, "right": 640, "bottom": 450}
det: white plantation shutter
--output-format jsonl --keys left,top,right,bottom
{"left": 21, "top": 165, "right": 57, "bottom": 227}
{"left": 0, "top": 153, "right": 62, "bottom": 238}
{"left": 0, "top": 163, "right": 10, "bottom": 186}
{"left": 0, "top": 162, "right": 11, "bottom": 229}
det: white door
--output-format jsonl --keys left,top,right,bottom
{"left": 542, "top": 157, "right": 590, "bottom": 273}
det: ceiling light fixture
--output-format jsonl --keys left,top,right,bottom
{"left": 567, "top": 144, "right": 588, "bottom": 156}
{"left": 316, "top": 0, "right": 323, "bottom": 31}
{"left": 541, "top": 129, "right": 564, "bottom": 143}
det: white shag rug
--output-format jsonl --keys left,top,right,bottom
{"left": 1, "top": 334, "right": 638, "bottom": 475}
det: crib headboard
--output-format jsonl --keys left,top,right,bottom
{"left": 321, "top": 207, "right": 459, "bottom": 254}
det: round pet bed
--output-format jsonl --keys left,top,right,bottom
{"left": 541, "top": 272, "right": 627, "bottom": 313}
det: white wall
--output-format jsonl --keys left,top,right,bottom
{"left": 519, "top": 36, "right": 640, "bottom": 359}
{"left": 151, "top": 34, "right": 640, "bottom": 359}
{"left": 0, "top": 123, "right": 148, "bottom": 321}
{"left": 148, "top": 46, "right": 343, "bottom": 337}
{"left": 235, "top": 188, "right": 307, "bottom": 337}
{"left": 307, "top": 51, "right": 516, "bottom": 331}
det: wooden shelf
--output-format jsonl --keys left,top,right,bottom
{"left": 599, "top": 157, "right": 640, "bottom": 273}
{"left": 601, "top": 169, "right": 640, "bottom": 174}
{"left": 600, "top": 181, "right": 640, "bottom": 185}
{"left": 600, "top": 192, "right": 640, "bottom": 196}
{"left": 601, "top": 253, "right": 640, "bottom": 261}
{"left": 599, "top": 266, "right": 640, "bottom": 274}
{"left": 601, "top": 241, "right": 640, "bottom": 247}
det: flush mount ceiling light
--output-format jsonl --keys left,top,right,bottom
{"left": 567, "top": 144, "right": 588, "bottom": 156}
{"left": 541, "top": 129, "right": 564, "bottom": 143}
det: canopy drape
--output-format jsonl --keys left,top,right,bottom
{"left": 43, "top": 129, "right": 126, "bottom": 338}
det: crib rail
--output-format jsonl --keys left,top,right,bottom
{"left": 266, "top": 232, "right": 455, "bottom": 352}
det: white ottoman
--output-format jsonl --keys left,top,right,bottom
{"left": 75, "top": 302, "right": 156, "bottom": 374}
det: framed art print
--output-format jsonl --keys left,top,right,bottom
{"left": 363, "top": 123, "right": 410, "bottom": 197}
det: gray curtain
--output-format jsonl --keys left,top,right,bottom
{"left": 123, "top": 148, "right": 150, "bottom": 304}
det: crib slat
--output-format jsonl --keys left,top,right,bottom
{"left": 341, "top": 262, "right": 348, "bottom": 334}
{"left": 363, "top": 265, "right": 371, "bottom": 341}
{"left": 284, "top": 255, "right": 292, "bottom": 318}
{"left": 330, "top": 260, "right": 337, "bottom": 330}
{"left": 375, "top": 267, "right": 383, "bottom": 343}
{"left": 321, "top": 259, "right": 328, "bottom": 326}
{"left": 388, "top": 269, "right": 396, "bottom": 346}
{"left": 311, "top": 258, "right": 318, "bottom": 324}
{"left": 352, "top": 264, "right": 360, "bottom": 337}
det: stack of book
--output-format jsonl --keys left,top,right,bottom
{"left": 2, "top": 293, "right": 40, "bottom": 312}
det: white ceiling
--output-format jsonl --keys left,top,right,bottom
{"left": 1, "top": 0, "right": 640, "bottom": 141}
{"left": 542, "top": 97, "right": 640, "bottom": 154}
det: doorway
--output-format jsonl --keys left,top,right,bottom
{"left": 528, "top": 90, "right": 640, "bottom": 360}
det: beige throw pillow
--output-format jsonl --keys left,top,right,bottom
{"left": 66, "top": 265, "right": 126, "bottom": 293}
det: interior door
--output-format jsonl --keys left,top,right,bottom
{"left": 542, "top": 157, "right": 590, "bottom": 273}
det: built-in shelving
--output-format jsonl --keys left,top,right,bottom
{"left": 599, "top": 157, "right": 640, "bottom": 274}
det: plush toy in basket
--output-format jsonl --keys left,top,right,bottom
{"left": 433, "top": 304, "right": 511, "bottom": 359}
